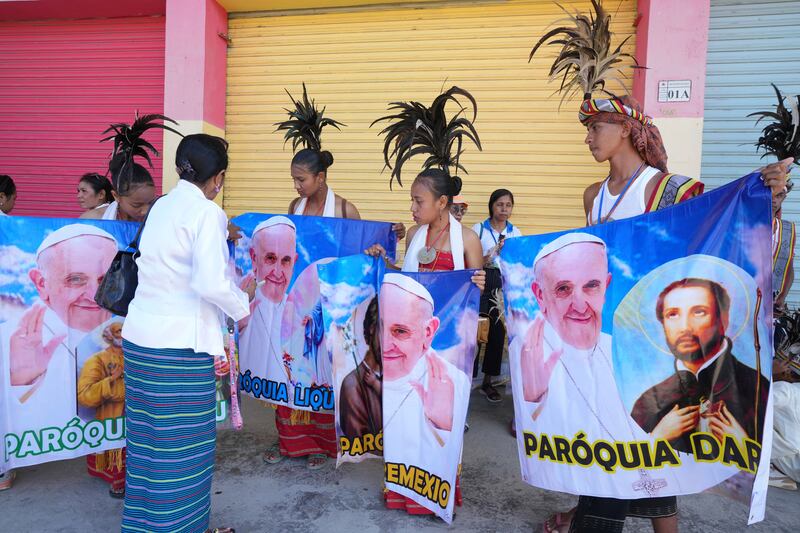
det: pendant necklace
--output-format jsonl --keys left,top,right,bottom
{"left": 417, "top": 221, "right": 450, "bottom": 264}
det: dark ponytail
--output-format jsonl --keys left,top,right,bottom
{"left": 108, "top": 155, "right": 155, "bottom": 196}
{"left": 488, "top": 188, "right": 514, "bottom": 217}
{"left": 414, "top": 168, "right": 462, "bottom": 205}
{"left": 176, "top": 134, "right": 229, "bottom": 184}
{"left": 291, "top": 148, "right": 334, "bottom": 175}
{"left": 80, "top": 173, "right": 114, "bottom": 203}
{"left": 0, "top": 174, "right": 16, "bottom": 197}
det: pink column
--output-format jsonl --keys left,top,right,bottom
{"left": 163, "top": 0, "right": 228, "bottom": 194}
{"left": 633, "top": 0, "right": 710, "bottom": 178}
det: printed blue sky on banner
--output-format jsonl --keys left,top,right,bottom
{"left": 318, "top": 255, "right": 382, "bottom": 326}
{"left": 0, "top": 216, "right": 138, "bottom": 315}
{"left": 231, "top": 213, "right": 396, "bottom": 290}
{"left": 318, "top": 256, "right": 479, "bottom": 353}
{"left": 500, "top": 172, "right": 773, "bottom": 415}
{"left": 402, "top": 269, "right": 480, "bottom": 352}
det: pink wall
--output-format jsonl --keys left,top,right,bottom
{"left": 164, "top": 0, "right": 227, "bottom": 129}
{"left": 633, "top": 0, "right": 710, "bottom": 118}
{"left": 0, "top": 17, "right": 166, "bottom": 217}
{"left": 0, "top": 0, "right": 165, "bottom": 21}
{"left": 204, "top": 0, "right": 229, "bottom": 129}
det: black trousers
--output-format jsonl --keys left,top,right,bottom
{"left": 476, "top": 267, "right": 504, "bottom": 377}
{"left": 569, "top": 496, "right": 678, "bottom": 532}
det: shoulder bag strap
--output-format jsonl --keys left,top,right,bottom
{"left": 128, "top": 196, "right": 162, "bottom": 251}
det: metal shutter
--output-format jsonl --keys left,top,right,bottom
{"left": 700, "top": 0, "right": 800, "bottom": 303}
{"left": 225, "top": 0, "right": 637, "bottom": 235}
{"left": 0, "top": 16, "right": 166, "bottom": 218}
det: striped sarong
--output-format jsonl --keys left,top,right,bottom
{"left": 122, "top": 340, "right": 217, "bottom": 533}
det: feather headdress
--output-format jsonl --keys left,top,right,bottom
{"left": 100, "top": 112, "right": 181, "bottom": 192}
{"left": 748, "top": 84, "right": 800, "bottom": 165}
{"left": 529, "top": 0, "right": 635, "bottom": 106}
{"left": 371, "top": 86, "right": 482, "bottom": 188}
{"left": 274, "top": 83, "right": 345, "bottom": 153}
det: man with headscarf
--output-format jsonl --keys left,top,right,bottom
{"left": 1, "top": 224, "right": 118, "bottom": 437}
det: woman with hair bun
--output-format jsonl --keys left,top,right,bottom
{"left": 121, "top": 132, "right": 252, "bottom": 533}
{"left": 263, "top": 84, "right": 407, "bottom": 470}
{"left": 82, "top": 113, "right": 181, "bottom": 222}
{"left": 367, "top": 86, "right": 485, "bottom": 517}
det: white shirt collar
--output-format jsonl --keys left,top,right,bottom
{"left": 176, "top": 178, "right": 207, "bottom": 199}
{"left": 675, "top": 338, "right": 729, "bottom": 377}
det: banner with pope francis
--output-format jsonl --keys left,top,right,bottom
{"left": 0, "top": 216, "right": 242, "bottom": 474}
{"left": 317, "top": 255, "right": 480, "bottom": 523}
{"left": 378, "top": 269, "right": 480, "bottom": 524}
{"left": 0, "top": 217, "right": 136, "bottom": 473}
{"left": 500, "top": 173, "right": 774, "bottom": 524}
{"left": 231, "top": 214, "right": 396, "bottom": 412}
{"left": 317, "top": 254, "right": 385, "bottom": 466}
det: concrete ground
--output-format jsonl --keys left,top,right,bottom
{"left": 2, "top": 389, "right": 798, "bottom": 532}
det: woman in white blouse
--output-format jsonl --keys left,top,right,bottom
{"left": 471, "top": 189, "right": 522, "bottom": 403}
{"left": 121, "top": 134, "right": 253, "bottom": 533}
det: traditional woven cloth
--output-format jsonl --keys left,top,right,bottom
{"left": 121, "top": 340, "right": 217, "bottom": 533}
{"left": 274, "top": 405, "right": 337, "bottom": 458}
{"left": 773, "top": 218, "right": 797, "bottom": 298}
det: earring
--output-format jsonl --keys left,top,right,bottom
{"left": 214, "top": 186, "right": 221, "bottom": 193}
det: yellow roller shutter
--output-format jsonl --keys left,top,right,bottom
{"left": 225, "top": 0, "right": 637, "bottom": 235}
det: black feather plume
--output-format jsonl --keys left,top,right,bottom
{"left": 748, "top": 84, "right": 800, "bottom": 164}
{"left": 371, "top": 86, "right": 482, "bottom": 188}
{"left": 529, "top": 0, "right": 636, "bottom": 106}
{"left": 100, "top": 112, "right": 182, "bottom": 192}
{"left": 274, "top": 83, "right": 345, "bottom": 152}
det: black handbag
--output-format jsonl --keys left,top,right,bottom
{"left": 94, "top": 198, "right": 159, "bottom": 316}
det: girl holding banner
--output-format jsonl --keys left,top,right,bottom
{"left": 366, "top": 86, "right": 485, "bottom": 516}
{"left": 82, "top": 114, "right": 181, "bottom": 223}
{"left": 265, "top": 85, "right": 405, "bottom": 470}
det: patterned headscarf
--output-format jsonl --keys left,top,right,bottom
{"left": 579, "top": 96, "right": 669, "bottom": 173}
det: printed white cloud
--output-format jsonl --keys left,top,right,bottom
{"left": 320, "top": 281, "right": 374, "bottom": 323}
{"left": 499, "top": 259, "right": 535, "bottom": 305}
{"left": 634, "top": 221, "right": 674, "bottom": 243}
{"left": 0, "top": 245, "right": 36, "bottom": 287}
{"left": 610, "top": 254, "right": 636, "bottom": 280}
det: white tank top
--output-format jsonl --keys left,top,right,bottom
{"left": 101, "top": 201, "right": 119, "bottom": 220}
{"left": 588, "top": 165, "right": 659, "bottom": 225}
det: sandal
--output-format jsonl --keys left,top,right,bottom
{"left": 307, "top": 454, "right": 327, "bottom": 470}
{"left": 262, "top": 444, "right": 284, "bottom": 464}
{"left": 543, "top": 511, "right": 570, "bottom": 533}
{"left": 109, "top": 487, "right": 125, "bottom": 499}
{"left": 208, "top": 528, "right": 235, "bottom": 533}
{"left": 0, "top": 470, "right": 16, "bottom": 491}
{"left": 480, "top": 383, "right": 502, "bottom": 403}
{"left": 509, "top": 418, "right": 516, "bottom": 438}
